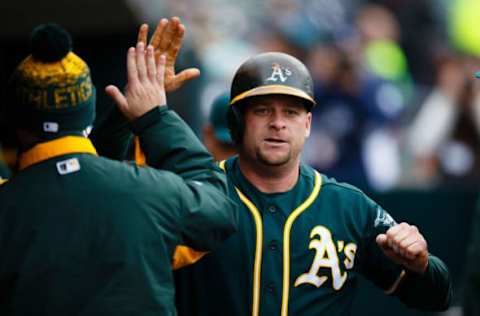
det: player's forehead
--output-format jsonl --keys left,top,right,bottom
{"left": 244, "top": 94, "right": 307, "bottom": 110}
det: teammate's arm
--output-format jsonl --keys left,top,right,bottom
{"left": 106, "top": 40, "right": 237, "bottom": 251}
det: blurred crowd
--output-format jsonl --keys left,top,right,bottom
{"left": 156, "top": 0, "right": 480, "bottom": 191}
{"left": 2, "top": 0, "right": 480, "bottom": 191}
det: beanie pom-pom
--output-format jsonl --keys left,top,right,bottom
{"left": 30, "top": 23, "right": 72, "bottom": 62}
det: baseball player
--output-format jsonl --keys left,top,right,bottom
{"left": 94, "top": 17, "right": 452, "bottom": 315}
{"left": 0, "top": 23, "right": 237, "bottom": 315}
{"left": 173, "top": 52, "right": 452, "bottom": 315}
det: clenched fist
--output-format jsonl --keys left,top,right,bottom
{"left": 376, "top": 222, "right": 429, "bottom": 275}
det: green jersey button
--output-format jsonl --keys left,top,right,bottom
{"left": 269, "top": 240, "right": 278, "bottom": 251}
{"left": 268, "top": 205, "right": 277, "bottom": 213}
{"left": 266, "top": 282, "right": 275, "bottom": 293}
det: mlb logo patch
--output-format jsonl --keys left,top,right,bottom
{"left": 43, "top": 122, "right": 59, "bottom": 133}
{"left": 56, "top": 158, "right": 81, "bottom": 175}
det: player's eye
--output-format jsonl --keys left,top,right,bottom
{"left": 285, "top": 108, "right": 299, "bottom": 116}
{"left": 253, "top": 106, "right": 270, "bottom": 115}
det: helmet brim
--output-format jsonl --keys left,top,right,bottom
{"left": 230, "top": 84, "right": 316, "bottom": 106}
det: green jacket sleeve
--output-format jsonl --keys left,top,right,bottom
{"left": 393, "top": 255, "right": 452, "bottom": 311}
{"left": 130, "top": 106, "right": 223, "bottom": 183}
{"left": 131, "top": 106, "right": 238, "bottom": 251}
{"left": 90, "top": 101, "right": 132, "bottom": 160}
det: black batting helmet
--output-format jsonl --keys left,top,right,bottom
{"left": 227, "top": 52, "right": 315, "bottom": 143}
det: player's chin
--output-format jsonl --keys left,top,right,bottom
{"left": 258, "top": 151, "right": 291, "bottom": 166}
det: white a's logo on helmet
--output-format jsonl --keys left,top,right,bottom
{"left": 266, "top": 63, "right": 292, "bottom": 83}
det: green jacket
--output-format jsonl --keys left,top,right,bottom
{"left": 0, "top": 107, "right": 238, "bottom": 315}
{"left": 174, "top": 157, "right": 452, "bottom": 316}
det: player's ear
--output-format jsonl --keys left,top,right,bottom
{"left": 305, "top": 112, "right": 312, "bottom": 138}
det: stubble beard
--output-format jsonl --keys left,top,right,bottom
{"left": 256, "top": 146, "right": 292, "bottom": 166}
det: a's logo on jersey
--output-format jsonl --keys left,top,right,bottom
{"left": 295, "top": 226, "right": 357, "bottom": 291}
{"left": 374, "top": 207, "right": 397, "bottom": 228}
{"left": 266, "top": 63, "right": 292, "bottom": 82}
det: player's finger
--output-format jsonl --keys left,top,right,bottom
{"left": 158, "top": 17, "right": 179, "bottom": 53}
{"left": 126, "top": 47, "right": 138, "bottom": 84}
{"left": 146, "top": 45, "right": 157, "bottom": 81}
{"left": 386, "top": 222, "right": 409, "bottom": 241}
{"left": 156, "top": 54, "right": 166, "bottom": 86}
{"left": 136, "top": 42, "right": 147, "bottom": 81}
{"left": 389, "top": 227, "right": 414, "bottom": 249}
{"left": 176, "top": 68, "right": 201, "bottom": 83}
{"left": 168, "top": 23, "right": 185, "bottom": 63}
{"left": 405, "top": 239, "right": 427, "bottom": 259}
{"left": 399, "top": 233, "right": 421, "bottom": 251}
{"left": 376, "top": 234, "right": 388, "bottom": 248}
{"left": 105, "top": 85, "right": 128, "bottom": 112}
{"left": 137, "top": 23, "right": 148, "bottom": 45}
{"left": 393, "top": 233, "right": 420, "bottom": 258}
{"left": 150, "top": 18, "right": 168, "bottom": 48}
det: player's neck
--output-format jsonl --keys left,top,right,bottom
{"left": 238, "top": 155, "right": 300, "bottom": 193}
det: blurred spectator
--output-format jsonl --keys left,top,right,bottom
{"left": 303, "top": 44, "right": 371, "bottom": 188}
{"left": 303, "top": 5, "right": 408, "bottom": 191}
{"left": 406, "top": 53, "right": 480, "bottom": 187}
{"left": 203, "top": 92, "right": 236, "bottom": 161}
{"left": 369, "top": 0, "right": 443, "bottom": 86}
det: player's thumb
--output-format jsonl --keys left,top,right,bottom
{"left": 376, "top": 234, "right": 388, "bottom": 249}
{"left": 105, "top": 85, "right": 128, "bottom": 113}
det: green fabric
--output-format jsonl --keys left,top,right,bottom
{"left": 174, "top": 157, "right": 452, "bottom": 316}
{"left": 464, "top": 197, "right": 480, "bottom": 315}
{"left": 90, "top": 101, "right": 132, "bottom": 160}
{"left": 0, "top": 107, "right": 238, "bottom": 315}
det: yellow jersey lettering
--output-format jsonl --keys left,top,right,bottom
{"left": 343, "top": 243, "right": 357, "bottom": 270}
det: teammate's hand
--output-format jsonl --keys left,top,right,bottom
{"left": 105, "top": 42, "right": 166, "bottom": 121}
{"left": 376, "top": 222, "right": 429, "bottom": 275}
{"left": 137, "top": 17, "right": 200, "bottom": 93}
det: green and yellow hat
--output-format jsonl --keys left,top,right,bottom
{"left": 6, "top": 23, "right": 96, "bottom": 139}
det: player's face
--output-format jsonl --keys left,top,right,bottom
{"left": 240, "top": 95, "right": 312, "bottom": 167}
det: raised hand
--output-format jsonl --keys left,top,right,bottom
{"left": 105, "top": 42, "right": 166, "bottom": 121}
{"left": 376, "top": 222, "right": 429, "bottom": 274}
{"left": 137, "top": 17, "right": 200, "bottom": 93}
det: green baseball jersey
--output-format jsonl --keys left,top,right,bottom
{"left": 0, "top": 107, "right": 238, "bottom": 315}
{"left": 174, "top": 157, "right": 452, "bottom": 316}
